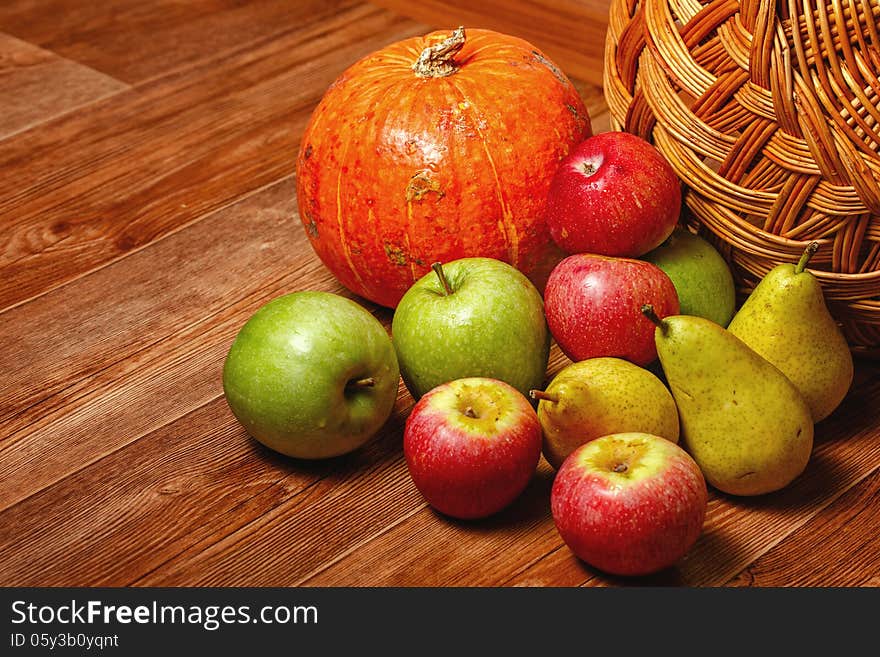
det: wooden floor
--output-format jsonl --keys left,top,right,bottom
{"left": 1, "top": 1, "right": 878, "bottom": 588}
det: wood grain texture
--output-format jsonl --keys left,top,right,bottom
{"left": 0, "top": 0, "right": 878, "bottom": 589}
{"left": 0, "top": 0, "right": 360, "bottom": 85}
{"left": 369, "top": 0, "right": 612, "bottom": 85}
{"left": 727, "top": 468, "right": 880, "bottom": 587}
{"left": 0, "top": 33, "right": 127, "bottom": 139}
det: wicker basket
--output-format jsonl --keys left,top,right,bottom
{"left": 604, "top": 0, "right": 880, "bottom": 356}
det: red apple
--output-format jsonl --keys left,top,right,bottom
{"left": 551, "top": 432, "right": 707, "bottom": 577}
{"left": 544, "top": 253, "right": 679, "bottom": 366}
{"left": 544, "top": 131, "right": 681, "bottom": 257}
{"left": 403, "top": 377, "right": 542, "bottom": 520}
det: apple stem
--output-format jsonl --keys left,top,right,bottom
{"left": 529, "top": 389, "right": 558, "bottom": 403}
{"left": 613, "top": 463, "right": 628, "bottom": 473}
{"left": 432, "top": 262, "right": 454, "bottom": 296}
{"left": 641, "top": 304, "right": 669, "bottom": 335}
{"left": 795, "top": 241, "right": 820, "bottom": 274}
{"left": 464, "top": 406, "right": 477, "bottom": 418}
{"left": 349, "top": 377, "right": 375, "bottom": 389}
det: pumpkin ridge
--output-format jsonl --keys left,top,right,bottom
{"left": 448, "top": 81, "right": 520, "bottom": 266}
{"left": 398, "top": 94, "right": 427, "bottom": 282}
{"left": 396, "top": 89, "right": 432, "bottom": 281}
{"left": 355, "top": 58, "right": 413, "bottom": 76}
{"left": 371, "top": 43, "right": 422, "bottom": 68}
{"left": 333, "top": 133, "right": 365, "bottom": 290}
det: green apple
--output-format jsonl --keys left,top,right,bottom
{"left": 222, "top": 291, "right": 399, "bottom": 459}
{"left": 391, "top": 258, "right": 550, "bottom": 400}
{"left": 643, "top": 227, "right": 736, "bottom": 327}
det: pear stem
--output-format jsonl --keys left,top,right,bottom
{"left": 529, "top": 390, "right": 559, "bottom": 403}
{"left": 795, "top": 241, "right": 820, "bottom": 274}
{"left": 641, "top": 304, "right": 668, "bottom": 335}
{"left": 432, "top": 261, "right": 453, "bottom": 296}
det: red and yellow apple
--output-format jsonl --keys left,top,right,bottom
{"left": 551, "top": 432, "right": 707, "bottom": 577}
{"left": 403, "top": 377, "right": 542, "bottom": 520}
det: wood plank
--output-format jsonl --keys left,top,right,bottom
{"left": 302, "top": 362, "right": 880, "bottom": 586}
{"left": 301, "top": 461, "right": 560, "bottom": 587}
{"left": 589, "top": 109, "right": 612, "bottom": 135}
{"left": 133, "top": 442, "right": 418, "bottom": 586}
{"left": 0, "top": 32, "right": 127, "bottom": 139}
{"left": 369, "top": 0, "right": 612, "bottom": 86}
{"left": 0, "top": 0, "right": 359, "bottom": 85}
{"left": 0, "top": 398, "right": 282, "bottom": 586}
{"left": 726, "top": 468, "right": 880, "bottom": 587}
{"left": 503, "top": 545, "right": 593, "bottom": 587}
{"left": 0, "top": 180, "right": 340, "bottom": 510}
{"left": 0, "top": 4, "right": 424, "bottom": 311}
{"left": 0, "top": 392, "right": 408, "bottom": 586}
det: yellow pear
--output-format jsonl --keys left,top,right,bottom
{"left": 529, "top": 357, "right": 679, "bottom": 469}
{"left": 727, "top": 242, "right": 853, "bottom": 422}
{"left": 643, "top": 306, "right": 813, "bottom": 496}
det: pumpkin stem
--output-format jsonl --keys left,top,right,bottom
{"left": 412, "top": 26, "right": 466, "bottom": 78}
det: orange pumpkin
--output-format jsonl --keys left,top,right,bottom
{"left": 296, "top": 27, "right": 591, "bottom": 308}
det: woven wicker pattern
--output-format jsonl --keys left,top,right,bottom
{"left": 604, "top": 0, "right": 880, "bottom": 355}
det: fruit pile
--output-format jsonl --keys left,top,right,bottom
{"left": 222, "top": 27, "right": 855, "bottom": 579}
